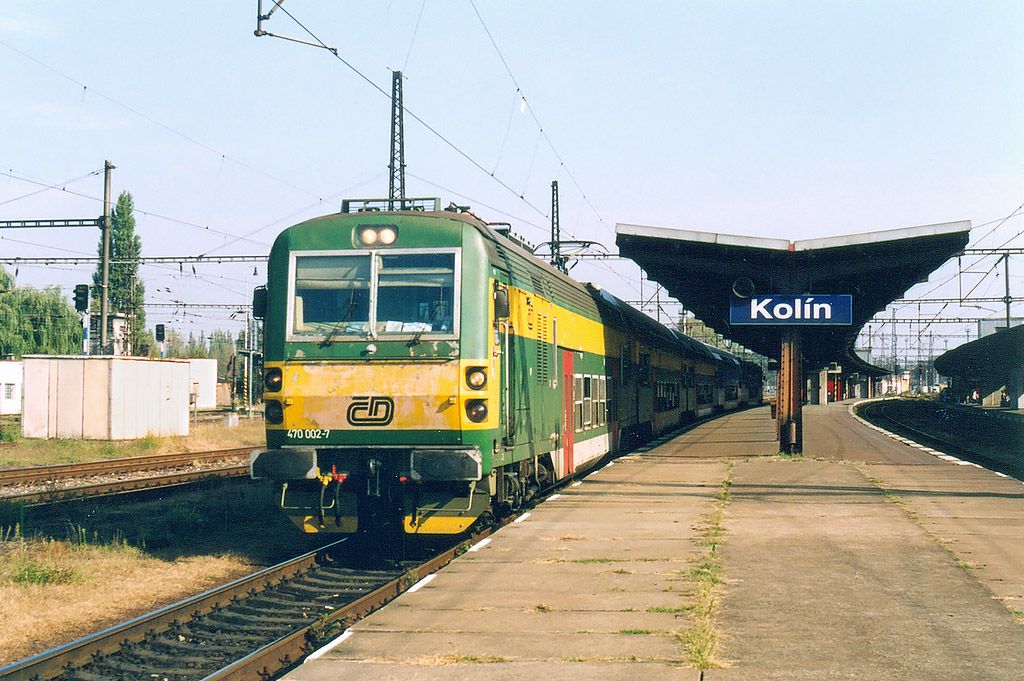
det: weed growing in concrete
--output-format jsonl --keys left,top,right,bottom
{"left": 675, "top": 621, "right": 719, "bottom": 669}
{"left": 647, "top": 605, "right": 691, "bottom": 614}
{"left": 619, "top": 629, "right": 655, "bottom": 635}
{"left": 534, "top": 603, "right": 553, "bottom": 613}
{"left": 674, "top": 463, "right": 733, "bottom": 669}
{"left": 398, "top": 568, "right": 422, "bottom": 590}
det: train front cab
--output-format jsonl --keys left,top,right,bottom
{"left": 252, "top": 212, "right": 503, "bottom": 539}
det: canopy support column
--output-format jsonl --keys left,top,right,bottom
{"left": 777, "top": 329, "right": 803, "bottom": 454}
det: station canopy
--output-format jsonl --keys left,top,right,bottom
{"left": 616, "top": 220, "right": 972, "bottom": 374}
{"left": 934, "top": 324, "right": 1024, "bottom": 390}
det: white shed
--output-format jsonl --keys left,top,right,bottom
{"left": 21, "top": 356, "right": 190, "bottom": 440}
{"left": 187, "top": 358, "right": 219, "bottom": 410}
{"left": 0, "top": 360, "right": 22, "bottom": 416}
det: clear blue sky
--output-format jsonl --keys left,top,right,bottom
{"left": 1, "top": 1, "right": 1021, "bottom": 351}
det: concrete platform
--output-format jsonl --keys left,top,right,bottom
{"left": 286, "top": 403, "right": 1024, "bottom": 681}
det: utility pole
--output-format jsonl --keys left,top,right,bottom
{"left": 1003, "top": 254, "right": 1012, "bottom": 330}
{"left": 100, "top": 160, "right": 114, "bottom": 353}
{"left": 388, "top": 71, "right": 406, "bottom": 211}
{"left": 550, "top": 180, "right": 567, "bottom": 273}
{"left": 891, "top": 308, "right": 897, "bottom": 378}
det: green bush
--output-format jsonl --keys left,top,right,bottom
{"left": 12, "top": 559, "right": 79, "bottom": 585}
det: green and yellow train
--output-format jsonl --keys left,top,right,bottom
{"left": 250, "top": 198, "right": 761, "bottom": 538}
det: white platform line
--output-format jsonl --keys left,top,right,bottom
{"left": 467, "top": 537, "right": 492, "bottom": 552}
{"left": 571, "top": 481, "right": 583, "bottom": 487}
{"left": 513, "top": 512, "right": 531, "bottom": 523}
{"left": 407, "top": 573, "right": 436, "bottom": 593}
{"left": 548, "top": 493, "right": 562, "bottom": 500}
{"left": 307, "top": 629, "right": 353, "bottom": 660}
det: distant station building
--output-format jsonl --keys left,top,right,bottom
{"left": 616, "top": 220, "right": 971, "bottom": 452}
{"left": 21, "top": 356, "right": 192, "bottom": 439}
{"left": 0, "top": 359, "right": 22, "bottom": 416}
{"left": 934, "top": 323, "right": 1024, "bottom": 409}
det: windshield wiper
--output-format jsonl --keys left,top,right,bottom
{"left": 319, "top": 290, "right": 359, "bottom": 348}
{"left": 407, "top": 301, "right": 445, "bottom": 348}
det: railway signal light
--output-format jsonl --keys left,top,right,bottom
{"left": 155, "top": 324, "right": 165, "bottom": 342}
{"left": 73, "top": 284, "right": 89, "bottom": 313}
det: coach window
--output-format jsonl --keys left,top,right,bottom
{"left": 583, "top": 376, "right": 593, "bottom": 429}
{"left": 574, "top": 376, "right": 584, "bottom": 432}
{"left": 291, "top": 254, "right": 370, "bottom": 336}
{"left": 597, "top": 376, "right": 606, "bottom": 426}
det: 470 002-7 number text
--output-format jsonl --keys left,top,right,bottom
{"left": 286, "top": 429, "right": 330, "bottom": 439}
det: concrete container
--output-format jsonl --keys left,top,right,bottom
{"left": 0, "top": 360, "right": 22, "bottom": 416}
{"left": 187, "top": 358, "right": 218, "bottom": 410}
{"left": 22, "top": 356, "right": 190, "bottom": 440}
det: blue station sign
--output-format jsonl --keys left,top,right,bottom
{"left": 730, "top": 294, "right": 853, "bottom": 325}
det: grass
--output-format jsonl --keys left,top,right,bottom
{"left": 0, "top": 421, "right": 19, "bottom": 444}
{"left": 0, "top": 419, "right": 265, "bottom": 468}
{"left": 672, "top": 463, "right": 733, "bottom": 670}
{"left": 0, "top": 532, "right": 251, "bottom": 665}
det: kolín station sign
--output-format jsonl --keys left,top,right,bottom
{"left": 730, "top": 294, "right": 853, "bottom": 326}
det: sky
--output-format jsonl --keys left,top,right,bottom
{"left": 1, "top": 1, "right": 1021, "bottom": 360}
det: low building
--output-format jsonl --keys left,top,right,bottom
{"left": 0, "top": 360, "right": 22, "bottom": 416}
{"left": 21, "top": 356, "right": 191, "bottom": 439}
{"left": 187, "top": 358, "right": 218, "bottom": 410}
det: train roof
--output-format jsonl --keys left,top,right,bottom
{"left": 281, "top": 204, "right": 755, "bottom": 367}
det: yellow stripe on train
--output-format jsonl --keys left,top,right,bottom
{"left": 267, "top": 359, "right": 499, "bottom": 431}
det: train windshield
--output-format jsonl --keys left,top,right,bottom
{"left": 288, "top": 250, "right": 458, "bottom": 339}
{"left": 291, "top": 255, "right": 371, "bottom": 336}
{"left": 375, "top": 253, "right": 455, "bottom": 335}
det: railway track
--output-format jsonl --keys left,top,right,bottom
{"left": 858, "top": 399, "right": 1024, "bottom": 480}
{"left": 0, "top": 532, "right": 490, "bottom": 681}
{"left": 0, "top": 448, "right": 252, "bottom": 506}
{"left": 873, "top": 402, "right": 958, "bottom": 446}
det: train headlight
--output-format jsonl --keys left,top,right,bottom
{"left": 465, "top": 399, "right": 488, "bottom": 423}
{"left": 265, "top": 400, "right": 284, "bottom": 424}
{"left": 357, "top": 226, "right": 378, "bottom": 245}
{"left": 466, "top": 367, "right": 487, "bottom": 390}
{"left": 264, "top": 367, "right": 282, "bottom": 392}
{"left": 355, "top": 225, "right": 399, "bottom": 247}
{"left": 378, "top": 226, "right": 397, "bottom": 245}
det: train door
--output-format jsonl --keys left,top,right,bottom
{"left": 495, "top": 275, "right": 514, "bottom": 447}
{"left": 561, "top": 350, "right": 574, "bottom": 476}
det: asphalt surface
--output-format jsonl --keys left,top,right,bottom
{"left": 285, "top": 403, "right": 1024, "bottom": 680}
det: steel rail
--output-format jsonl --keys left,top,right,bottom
{"left": 0, "top": 447, "right": 253, "bottom": 486}
{"left": 0, "top": 524, "right": 497, "bottom": 681}
{"left": 0, "top": 464, "right": 249, "bottom": 506}
{"left": 0, "top": 538, "right": 349, "bottom": 681}
{"left": 200, "top": 532, "right": 493, "bottom": 681}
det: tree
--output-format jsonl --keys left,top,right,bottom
{"left": 208, "top": 329, "right": 237, "bottom": 380}
{"left": 0, "top": 266, "right": 82, "bottom": 357}
{"left": 93, "top": 191, "right": 145, "bottom": 354}
{"left": 186, "top": 332, "right": 209, "bottom": 358}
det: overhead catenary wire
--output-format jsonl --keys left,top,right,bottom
{"left": 0, "top": 169, "right": 270, "bottom": 248}
{"left": 468, "top": 0, "right": 612, "bottom": 243}
{"left": 262, "top": 2, "right": 550, "bottom": 221}
{"left": 0, "top": 168, "right": 104, "bottom": 208}
{"left": 0, "top": 39, "right": 326, "bottom": 202}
